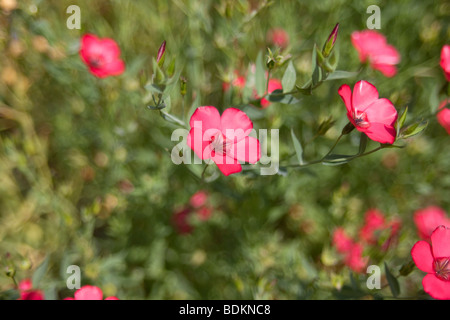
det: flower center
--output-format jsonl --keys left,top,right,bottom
{"left": 353, "top": 110, "right": 370, "bottom": 128}
{"left": 210, "top": 133, "right": 231, "bottom": 156}
{"left": 434, "top": 258, "right": 450, "bottom": 281}
{"left": 89, "top": 56, "right": 104, "bottom": 68}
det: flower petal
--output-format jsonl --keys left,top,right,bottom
{"left": 212, "top": 153, "right": 242, "bottom": 176}
{"left": 414, "top": 206, "right": 450, "bottom": 239}
{"left": 187, "top": 127, "right": 221, "bottom": 160}
{"left": 411, "top": 241, "right": 434, "bottom": 273}
{"left": 228, "top": 136, "right": 261, "bottom": 164}
{"left": 371, "top": 63, "right": 397, "bottom": 77}
{"left": 189, "top": 106, "right": 221, "bottom": 132}
{"left": 105, "top": 296, "right": 120, "bottom": 300}
{"left": 363, "top": 98, "right": 398, "bottom": 125}
{"left": 431, "top": 225, "right": 450, "bottom": 258}
{"left": 423, "top": 273, "right": 450, "bottom": 300}
{"left": 220, "top": 108, "right": 253, "bottom": 142}
{"left": 74, "top": 285, "right": 103, "bottom": 300}
{"left": 338, "top": 84, "right": 353, "bottom": 115}
{"left": 362, "top": 122, "right": 396, "bottom": 144}
{"left": 352, "top": 80, "right": 379, "bottom": 112}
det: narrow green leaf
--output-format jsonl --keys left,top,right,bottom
{"left": 267, "top": 89, "right": 301, "bottom": 105}
{"left": 255, "top": 51, "right": 266, "bottom": 97}
{"left": 325, "top": 70, "right": 359, "bottom": 81}
{"left": 385, "top": 262, "right": 400, "bottom": 298}
{"left": 358, "top": 133, "right": 368, "bottom": 155}
{"left": 160, "top": 111, "right": 185, "bottom": 127}
{"left": 282, "top": 61, "right": 296, "bottom": 92}
{"left": 396, "top": 106, "right": 408, "bottom": 136}
{"left": 400, "top": 120, "right": 428, "bottom": 139}
{"left": 32, "top": 256, "right": 49, "bottom": 289}
{"left": 322, "top": 154, "right": 355, "bottom": 166}
{"left": 291, "top": 129, "right": 304, "bottom": 165}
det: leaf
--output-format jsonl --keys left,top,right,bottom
{"left": 255, "top": 51, "right": 266, "bottom": 97}
{"left": 291, "top": 129, "right": 304, "bottom": 165}
{"left": 160, "top": 111, "right": 186, "bottom": 127}
{"left": 400, "top": 120, "right": 428, "bottom": 139}
{"left": 322, "top": 154, "right": 355, "bottom": 166}
{"left": 144, "top": 83, "right": 166, "bottom": 94}
{"left": 282, "top": 61, "right": 296, "bottom": 92}
{"left": 358, "top": 133, "right": 368, "bottom": 155}
{"left": 267, "top": 89, "right": 301, "bottom": 105}
{"left": 32, "top": 256, "right": 49, "bottom": 289}
{"left": 396, "top": 106, "right": 408, "bottom": 136}
{"left": 325, "top": 70, "right": 360, "bottom": 81}
{"left": 385, "top": 262, "right": 400, "bottom": 298}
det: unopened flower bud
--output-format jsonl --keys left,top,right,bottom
{"left": 322, "top": 23, "right": 339, "bottom": 58}
{"left": 157, "top": 40, "right": 166, "bottom": 67}
{"left": 341, "top": 121, "right": 355, "bottom": 135}
{"left": 180, "top": 76, "right": 187, "bottom": 96}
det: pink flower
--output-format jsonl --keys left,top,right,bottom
{"left": 351, "top": 30, "right": 400, "bottom": 77}
{"left": 333, "top": 228, "right": 354, "bottom": 254}
{"left": 338, "top": 80, "right": 398, "bottom": 144}
{"left": 344, "top": 243, "right": 368, "bottom": 273}
{"left": 79, "top": 34, "right": 125, "bottom": 78}
{"left": 411, "top": 226, "right": 450, "bottom": 300}
{"left": 267, "top": 28, "right": 289, "bottom": 49}
{"left": 223, "top": 72, "right": 246, "bottom": 92}
{"left": 197, "top": 206, "right": 213, "bottom": 221}
{"left": 64, "top": 285, "right": 119, "bottom": 300}
{"left": 359, "top": 209, "right": 387, "bottom": 244}
{"left": 18, "top": 279, "right": 44, "bottom": 300}
{"left": 437, "top": 99, "right": 450, "bottom": 135}
{"left": 187, "top": 106, "right": 261, "bottom": 176}
{"left": 190, "top": 190, "right": 208, "bottom": 208}
{"left": 440, "top": 45, "right": 450, "bottom": 81}
{"left": 172, "top": 207, "right": 193, "bottom": 235}
{"left": 414, "top": 206, "right": 450, "bottom": 240}
{"left": 332, "top": 228, "right": 368, "bottom": 273}
{"left": 259, "top": 79, "right": 283, "bottom": 108}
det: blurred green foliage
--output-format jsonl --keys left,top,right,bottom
{"left": 0, "top": 0, "right": 449, "bottom": 299}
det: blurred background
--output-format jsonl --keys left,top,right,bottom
{"left": 0, "top": 0, "right": 449, "bottom": 299}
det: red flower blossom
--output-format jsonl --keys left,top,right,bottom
{"left": 333, "top": 228, "right": 354, "bottom": 254}
{"left": 437, "top": 99, "right": 450, "bottom": 135}
{"left": 197, "top": 206, "right": 213, "bottom": 221}
{"left": 190, "top": 190, "right": 208, "bottom": 208}
{"left": 267, "top": 28, "right": 289, "bottom": 49}
{"left": 223, "top": 72, "right": 246, "bottom": 92}
{"left": 64, "top": 285, "right": 119, "bottom": 300}
{"left": 18, "top": 279, "right": 44, "bottom": 300}
{"left": 80, "top": 34, "right": 125, "bottom": 78}
{"left": 440, "top": 45, "right": 450, "bottom": 81}
{"left": 332, "top": 228, "right": 368, "bottom": 273}
{"left": 351, "top": 30, "right": 400, "bottom": 77}
{"left": 338, "top": 80, "right": 398, "bottom": 144}
{"left": 187, "top": 106, "right": 261, "bottom": 176}
{"left": 411, "top": 226, "right": 450, "bottom": 300}
{"left": 414, "top": 206, "right": 450, "bottom": 240}
{"left": 359, "top": 209, "right": 385, "bottom": 244}
{"left": 344, "top": 243, "right": 368, "bottom": 273}
{"left": 259, "top": 79, "right": 283, "bottom": 109}
{"left": 172, "top": 207, "right": 193, "bottom": 235}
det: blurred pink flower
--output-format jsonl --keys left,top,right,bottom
{"left": 359, "top": 209, "right": 386, "bottom": 244}
{"left": 190, "top": 190, "right": 208, "bottom": 208}
{"left": 64, "top": 285, "right": 119, "bottom": 300}
{"left": 440, "top": 45, "right": 450, "bottom": 81}
{"left": 414, "top": 206, "right": 450, "bottom": 240}
{"left": 267, "top": 28, "right": 289, "bottom": 49}
{"left": 197, "top": 206, "right": 213, "bottom": 221}
{"left": 18, "top": 279, "right": 44, "bottom": 300}
{"left": 437, "top": 99, "right": 450, "bottom": 135}
{"left": 411, "top": 226, "right": 450, "bottom": 300}
{"left": 258, "top": 79, "right": 283, "bottom": 109}
{"left": 338, "top": 80, "right": 398, "bottom": 144}
{"left": 351, "top": 30, "right": 400, "bottom": 77}
{"left": 344, "top": 243, "right": 368, "bottom": 273}
{"left": 332, "top": 228, "right": 368, "bottom": 273}
{"left": 187, "top": 106, "right": 261, "bottom": 176}
{"left": 172, "top": 207, "right": 193, "bottom": 235}
{"left": 333, "top": 228, "right": 354, "bottom": 254}
{"left": 223, "top": 72, "right": 246, "bottom": 92}
{"left": 80, "top": 34, "right": 125, "bottom": 78}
